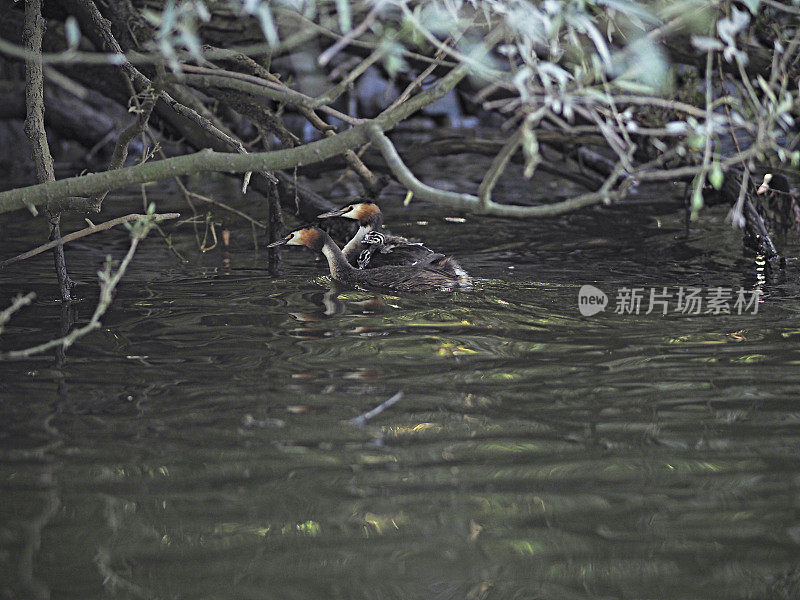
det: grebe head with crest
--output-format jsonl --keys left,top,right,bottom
{"left": 317, "top": 200, "right": 382, "bottom": 228}
{"left": 267, "top": 226, "right": 326, "bottom": 252}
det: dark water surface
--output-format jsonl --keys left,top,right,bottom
{"left": 2, "top": 164, "right": 800, "bottom": 599}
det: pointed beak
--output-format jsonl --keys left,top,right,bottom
{"left": 317, "top": 207, "right": 348, "bottom": 219}
{"left": 267, "top": 237, "right": 288, "bottom": 248}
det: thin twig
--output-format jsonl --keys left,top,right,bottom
{"left": 0, "top": 292, "right": 37, "bottom": 333}
{"left": 315, "top": 46, "right": 385, "bottom": 106}
{"left": 386, "top": 44, "right": 449, "bottom": 111}
{"left": 173, "top": 66, "right": 362, "bottom": 124}
{"left": 0, "top": 60, "right": 474, "bottom": 214}
{"left": 0, "top": 35, "right": 278, "bottom": 66}
{"left": 318, "top": 3, "right": 382, "bottom": 66}
{"left": 200, "top": 213, "right": 218, "bottom": 253}
{"left": 146, "top": 129, "right": 203, "bottom": 246}
{"left": 273, "top": 7, "right": 457, "bottom": 67}
{"left": 398, "top": 4, "right": 503, "bottom": 80}
{"left": 349, "top": 391, "right": 404, "bottom": 427}
{"left": 690, "top": 42, "right": 717, "bottom": 219}
{"left": 301, "top": 107, "right": 382, "bottom": 194}
{"left": 187, "top": 192, "right": 266, "bottom": 229}
{"left": 95, "top": 546, "right": 154, "bottom": 600}
{"left": 761, "top": 0, "right": 800, "bottom": 14}
{"left": 729, "top": 166, "right": 751, "bottom": 228}
{"left": 89, "top": 90, "right": 159, "bottom": 209}
{"left": 140, "top": 183, "right": 187, "bottom": 263}
{"left": 477, "top": 126, "right": 523, "bottom": 208}
{"left": 0, "top": 213, "right": 180, "bottom": 268}
{"left": 366, "top": 124, "right": 621, "bottom": 217}
{"left": 0, "top": 218, "right": 159, "bottom": 361}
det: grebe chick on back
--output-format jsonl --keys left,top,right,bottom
{"left": 316, "top": 201, "right": 385, "bottom": 266}
{"left": 317, "top": 201, "right": 466, "bottom": 276}
{"left": 268, "top": 226, "right": 472, "bottom": 292}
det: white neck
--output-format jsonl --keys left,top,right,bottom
{"left": 342, "top": 224, "right": 373, "bottom": 263}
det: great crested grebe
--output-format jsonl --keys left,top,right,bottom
{"left": 316, "top": 201, "right": 467, "bottom": 279}
{"left": 268, "top": 226, "right": 472, "bottom": 292}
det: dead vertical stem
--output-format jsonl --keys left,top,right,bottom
{"left": 24, "top": 0, "right": 72, "bottom": 301}
{"left": 267, "top": 181, "right": 284, "bottom": 275}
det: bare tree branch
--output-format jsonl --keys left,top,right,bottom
{"left": 0, "top": 213, "right": 180, "bottom": 269}
{"left": 0, "top": 59, "right": 472, "bottom": 214}
{"left": 24, "top": 0, "right": 73, "bottom": 301}
{"left": 365, "top": 124, "right": 622, "bottom": 217}
{"left": 0, "top": 293, "right": 37, "bottom": 334}
{"left": 0, "top": 217, "right": 161, "bottom": 361}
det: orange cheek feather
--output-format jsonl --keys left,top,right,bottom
{"left": 296, "top": 229, "right": 320, "bottom": 246}
{"left": 357, "top": 204, "right": 379, "bottom": 221}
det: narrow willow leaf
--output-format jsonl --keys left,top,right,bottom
{"left": 180, "top": 24, "right": 203, "bottom": 60}
{"left": 256, "top": 4, "right": 279, "bottom": 48}
{"left": 691, "top": 36, "right": 723, "bottom": 52}
{"left": 742, "top": 0, "right": 760, "bottom": 14}
{"left": 160, "top": 0, "right": 176, "bottom": 35}
{"left": 335, "top": 0, "right": 352, "bottom": 32}
{"left": 596, "top": 0, "right": 660, "bottom": 24}
{"left": 709, "top": 163, "right": 723, "bottom": 189}
{"left": 521, "top": 127, "right": 540, "bottom": 179}
{"left": 195, "top": 1, "right": 210, "bottom": 21}
{"left": 142, "top": 9, "right": 162, "bottom": 26}
{"left": 691, "top": 175, "right": 704, "bottom": 219}
{"left": 380, "top": 38, "right": 407, "bottom": 77}
{"left": 582, "top": 18, "right": 612, "bottom": 68}
{"left": 665, "top": 121, "right": 688, "bottom": 134}
{"left": 65, "top": 16, "right": 81, "bottom": 49}
{"left": 613, "top": 79, "right": 656, "bottom": 94}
